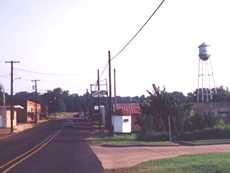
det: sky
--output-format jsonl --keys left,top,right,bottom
{"left": 0, "top": 0, "right": 230, "bottom": 96}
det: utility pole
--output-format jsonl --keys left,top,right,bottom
{"left": 31, "top": 80, "right": 40, "bottom": 124}
{"left": 97, "top": 69, "right": 101, "bottom": 130}
{"left": 168, "top": 115, "right": 172, "bottom": 141}
{"left": 86, "top": 89, "right": 89, "bottom": 117}
{"left": 113, "top": 68, "right": 117, "bottom": 110}
{"left": 5, "top": 60, "right": 20, "bottom": 133}
{"left": 108, "top": 51, "right": 112, "bottom": 133}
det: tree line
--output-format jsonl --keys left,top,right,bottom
{"left": 0, "top": 87, "right": 141, "bottom": 113}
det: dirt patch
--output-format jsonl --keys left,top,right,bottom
{"left": 91, "top": 144, "right": 230, "bottom": 169}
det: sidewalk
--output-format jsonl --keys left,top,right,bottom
{"left": 0, "top": 128, "right": 11, "bottom": 138}
{"left": 0, "top": 119, "right": 48, "bottom": 139}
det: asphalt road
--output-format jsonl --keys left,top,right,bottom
{"left": 0, "top": 119, "right": 104, "bottom": 173}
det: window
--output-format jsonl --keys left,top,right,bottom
{"left": 123, "top": 119, "right": 129, "bottom": 123}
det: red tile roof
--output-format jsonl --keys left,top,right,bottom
{"left": 113, "top": 103, "right": 141, "bottom": 115}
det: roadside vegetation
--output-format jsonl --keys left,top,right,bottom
{"left": 105, "top": 153, "right": 230, "bottom": 173}
{"left": 137, "top": 84, "right": 230, "bottom": 142}
{"left": 89, "top": 134, "right": 176, "bottom": 146}
{"left": 49, "top": 112, "right": 77, "bottom": 118}
{"left": 90, "top": 84, "right": 230, "bottom": 146}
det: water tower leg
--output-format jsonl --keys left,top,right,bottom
{"left": 201, "top": 61, "right": 204, "bottom": 103}
{"left": 197, "top": 58, "right": 201, "bottom": 102}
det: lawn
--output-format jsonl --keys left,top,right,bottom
{"left": 180, "top": 139, "right": 230, "bottom": 146}
{"left": 49, "top": 112, "right": 77, "bottom": 118}
{"left": 105, "top": 153, "right": 230, "bottom": 173}
{"left": 88, "top": 134, "right": 176, "bottom": 146}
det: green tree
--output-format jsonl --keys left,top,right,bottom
{"left": 139, "top": 84, "right": 192, "bottom": 135}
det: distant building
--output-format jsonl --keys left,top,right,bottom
{"left": 0, "top": 106, "right": 17, "bottom": 128}
{"left": 15, "top": 100, "right": 42, "bottom": 123}
{"left": 26, "top": 100, "right": 41, "bottom": 122}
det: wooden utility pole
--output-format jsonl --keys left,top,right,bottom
{"left": 97, "top": 69, "right": 101, "bottom": 129}
{"left": 5, "top": 60, "right": 20, "bottom": 133}
{"left": 108, "top": 51, "right": 112, "bottom": 133}
{"left": 168, "top": 115, "right": 172, "bottom": 141}
{"left": 86, "top": 89, "right": 89, "bottom": 117}
{"left": 31, "top": 80, "right": 40, "bottom": 124}
{"left": 113, "top": 68, "right": 117, "bottom": 110}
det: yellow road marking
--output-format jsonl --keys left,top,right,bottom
{"left": 0, "top": 134, "right": 52, "bottom": 170}
{"left": 0, "top": 129, "right": 62, "bottom": 173}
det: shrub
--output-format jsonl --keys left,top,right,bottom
{"left": 176, "top": 128, "right": 230, "bottom": 141}
{"left": 137, "top": 131, "right": 169, "bottom": 141}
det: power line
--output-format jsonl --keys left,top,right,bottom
{"left": 99, "top": 0, "right": 166, "bottom": 78}
{"left": 111, "top": 0, "right": 165, "bottom": 61}
{"left": 15, "top": 67, "right": 94, "bottom": 77}
{"left": 100, "top": 63, "right": 108, "bottom": 78}
{"left": 15, "top": 67, "right": 76, "bottom": 76}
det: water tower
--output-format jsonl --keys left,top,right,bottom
{"left": 197, "top": 42, "right": 216, "bottom": 103}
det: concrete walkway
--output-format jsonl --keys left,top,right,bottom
{"left": 0, "top": 128, "right": 11, "bottom": 138}
{"left": 0, "top": 120, "right": 48, "bottom": 139}
{"left": 91, "top": 144, "right": 230, "bottom": 169}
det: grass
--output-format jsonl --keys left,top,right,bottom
{"left": 88, "top": 134, "right": 176, "bottom": 146}
{"left": 105, "top": 153, "right": 230, "bottom": 173}
{"left": 49, "top": 112, "right": 76, "bottom": 118}
{"left": 181, "top": 139, "right": 230, "bottom": 145}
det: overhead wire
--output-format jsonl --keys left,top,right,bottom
{"left": 111, "top": 0, "right": 165, "bottom": 61}
{"left": 13, "top": 67, "right": 96, "bottom": 85}
{"left": 15, "top": 67, "right": 87, "bottom": 76}
{"left": 99, "top": 0, "right": 166, "bottom": 78}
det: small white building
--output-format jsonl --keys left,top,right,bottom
{"left": 112, "top": 115, "right": 132, "bottom": 133}
{"left": 112, "top": 103, "right": 141, "bottom": 133}
{"left": 0, "top": 107, "right": 17, "bottom": 128}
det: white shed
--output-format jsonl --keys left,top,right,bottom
{"left": 112, "top": 115, "right": 131, "bottom": 133}
{"left": 0, "top": 107, "right": 17, "bottom": 128}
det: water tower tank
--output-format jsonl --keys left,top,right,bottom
{"left": 199, "top": 42, "right": 210, "bottom": 61}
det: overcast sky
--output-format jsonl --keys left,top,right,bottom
{"left": 0, "top": 0, "right": 230, "bottom": 96}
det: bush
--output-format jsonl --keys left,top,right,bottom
{"left": 137, "top": 131, "right": 169, "bottom": 141}
{"left": 215, "top": 118, "right": 225, "bottom": 129}
{"left": 184, "top": 112, "right": 220, "bottom": 131}
{"left": 176, "top": 128, "right": 230, "bottom": 141}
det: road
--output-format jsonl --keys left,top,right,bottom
{"left": 0, "top": 119, "right": 104, "bottom": 173}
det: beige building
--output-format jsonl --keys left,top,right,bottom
{"left": 0, "top": 106, "right": 17, "bottom": 128}
{"left": 26, "top": 100, "right": 41, "bottom": 122}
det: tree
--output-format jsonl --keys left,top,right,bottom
{"left": 139, "top": 84, "right": 170, "bottom": 132}
{"left": 139, "top": 84, "right": 192, "bottom": 135}
{"left": 41, "top": 88, "right": 67, "bottom": 113}
{"left": 13, "top": 91, "right": 34, "bottom": 105}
